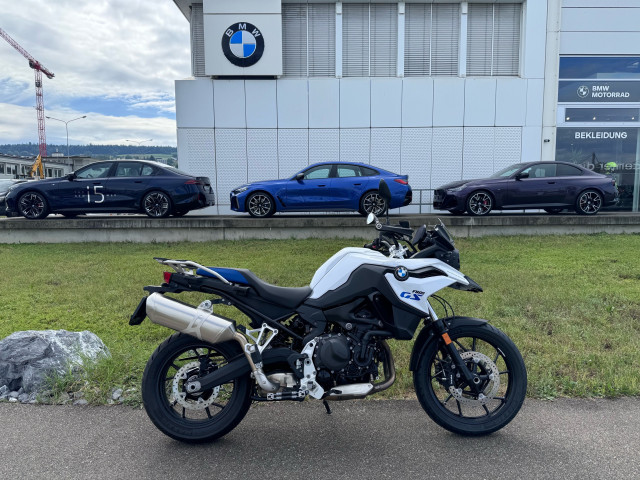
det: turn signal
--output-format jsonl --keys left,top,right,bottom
{"left": 394, "top": 179, "right": 408, "bottom": 185}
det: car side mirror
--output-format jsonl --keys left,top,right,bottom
{"left": 515, "top": 172, "right": 529, "bottom": 180}
{"left": 67, "top": 173, "right": 76, "bottom": 181}
{"left": 295, "top": 173, "right": 304, "bottom": 181}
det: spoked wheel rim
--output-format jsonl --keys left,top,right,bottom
{"left": 144, "top": 192, "right": 170, "bottom": 217}
{"left": 363, "top": 192, "right": 387, "bottom": 215}
{"left": 428, "top": 335, "right": 512, "bottom": 421}
{"left": 468, "top": 192, "right": 492, "bottom": 216}
{"left": 578, "top": 191, "right": 602, "bottom": 214}
{"left": 248, "top": 194, "right": 273, "bottom": 217}
{"left": 159, "top": 344, "right": 237, "bottom": 423}
{"left": 18, "top": 193, "right": 47, "bottom": 219}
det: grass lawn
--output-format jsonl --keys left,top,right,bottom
{"left": 0, "top": 234, "right": 638, "bottom": 403}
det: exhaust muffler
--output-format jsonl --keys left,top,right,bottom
{"left": 145, "top": 293, "right": 279, "bottom": 392}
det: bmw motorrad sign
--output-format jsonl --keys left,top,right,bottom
{"left": 222, "top": 23, "right": 265, "bottom": 67}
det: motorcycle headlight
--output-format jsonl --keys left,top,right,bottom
{"left": 447, "top": 184, "right": 467, "bottom": 193}
{"left": 233, "top": 186, "right": 249, "bottom": 194}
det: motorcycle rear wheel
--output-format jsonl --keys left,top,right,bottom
{"left": 413, "top": 323, "right": 526, "bottom": 436}
{"left": 141, "top": 333, "right": 252, "bottom": 443}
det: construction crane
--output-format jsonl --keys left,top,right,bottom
{"left": 0, "top": 27, "right": 54, "bottom": 158}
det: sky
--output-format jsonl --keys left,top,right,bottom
{"left": 0, "top": 0, "right": 191, "bottom": 148}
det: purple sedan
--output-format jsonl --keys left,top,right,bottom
{"left": 433, "top": 161, "right": 618, "bottom": 216}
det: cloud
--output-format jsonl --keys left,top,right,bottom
{"left": 0, "top": 0, "right": 191, "bottom": 146}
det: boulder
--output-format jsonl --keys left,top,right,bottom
{"left": 0, "top": 330, "right": 109, "bottom": 394}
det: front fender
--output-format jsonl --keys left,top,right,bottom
{"left": 409, "top": 316, "right": 489, "bottom": 371}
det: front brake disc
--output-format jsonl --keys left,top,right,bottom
{"left": 448, "top": 351, "right": 500, "bottom": 405}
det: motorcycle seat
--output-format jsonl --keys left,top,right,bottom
{"left": 197, "top": 267, "right": 312, "bottom": 309}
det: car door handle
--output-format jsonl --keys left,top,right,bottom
{"left": 134, "top": 180, "right": 143, "bottom": 183}
{"left": 353, "top": 183, "right": 361, "bottom": 186}
{"left": 547, "top": 181, "right": 556, "bottom": 184}
{"left": 318, "top": 184, "right": 326, "bottom": 187}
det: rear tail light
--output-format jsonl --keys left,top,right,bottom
{"left": 163, "top": 272, "right": 173, "bottom": 284}
{"left": 394, "top": 178, "right": 408, "bottom": 185}
{"left": 185, "top": 179, "right": 202, "bottom": 185}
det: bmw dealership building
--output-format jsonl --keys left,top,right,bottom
{"left": 172, "top": 0, "right": 640, "bottom": 214}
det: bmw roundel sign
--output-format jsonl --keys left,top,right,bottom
{"left": 222, "top": 23, "right": 265, "bottom": 67}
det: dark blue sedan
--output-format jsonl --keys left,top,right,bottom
{"left": 433, "top": 161, "right": 618, "bottom": 216}
{"left": 4, "top": 160, "right": 215, "bottom": 219}
{"left": 230, "top": 162, "right": 412, "bottom": 217}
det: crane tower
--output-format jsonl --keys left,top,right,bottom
{"left": 0, "top": 27, "right": 54, "bottom": 157}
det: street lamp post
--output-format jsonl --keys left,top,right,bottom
{"left": 125, "top": 139, "right": 153, "bottom": 146}
{"left": 45, "top": 115, "right": 87, "bottom": 160}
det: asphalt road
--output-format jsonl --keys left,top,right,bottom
{"left": 2, "top": 398, "right": 639, "bottom": 480}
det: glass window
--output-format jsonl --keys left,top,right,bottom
{"left": 565, "top": 108, "right": 639, "bottom": 123}
{"left": 556, "top": 164, "right": 583, "bottom": 176}
{"left": 303, "top": 165, "right": 332, "bottom": 179}
{"left": 0, "top": 163, "right": 4, "bottom": 174}
{"left": 521, "top": 164, "right": 557, "bottom": 178}
{"left": 115, "top": 162, "right": 143, "bottom": 177}
{"left": 76, "top": 163, "right": 112, "bottom": 179}
{"left": 361, "top": 167, "right": 379, "bottom": 176}
{"left": 336, "top": 165, "right": 362, "bottom": 178}
{"left": 141, "top": 165, "right": 156, "bottom": 176}
{"left": 560, "top": 57, "right": 640, "bottom": 79}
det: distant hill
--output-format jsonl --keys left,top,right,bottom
{"left": 0, "top": 143, "right": 177, "bottom": 159}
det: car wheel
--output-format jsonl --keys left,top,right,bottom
{"left": 143, "top": 191, "right": 172, "bottom": 218}
{"left": 543, "top": 207, "right": 564, "bottom": 214}
{"left": 18, "top": 192, "right": 49, "bottom": 219}
{"left": 575, "top": 189, "right": 603, "bottom": 215}
{"left": 448, "top": 209, "right": 465, "bottom": 216}
{"left": 246, "top": 192, "right": 275, "bottom": 218}
{"left": 359, "top": 191, "right": 387, "bottom": 216}
{"left": 466, "top": 191, "right": 493, "bottom": 216}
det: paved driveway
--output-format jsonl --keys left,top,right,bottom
{"left": 1, "top": 398, "right": 638, "bottom": 480}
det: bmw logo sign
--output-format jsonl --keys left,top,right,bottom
{"left": 222, "top": 23, "right": 265, "bottom": 67}
{"left": 394, "top": 266, "right": 409, "bottom": 281}
{"left": 577, "top": 85, "right": 589, "bottom": 98}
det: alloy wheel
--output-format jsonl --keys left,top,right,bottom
{"left": 247, "top": 193, "right": 274, "bottom": 217}
{"left": 467, "top": 192, "right": 493, "bottom": 216}
{"left": 18, "top": 192, "right": 48, "bottom": 219}
{"left": 577, "top": 190, "right": 602, "bottom": 215}
{"left": 143, "top": 192, "right": 171, "bottom": 218}
{"left": 362, "top": 192, "right": 387, "bottom": 215}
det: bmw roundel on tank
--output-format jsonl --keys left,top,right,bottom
{"left": 230, "top": 162, "right": 412, "bottom": 217}
{"left": 4, "top": 160, "right": 215, "bottom": 219}
{"left": 433, "top": 161, "right": 618, "bottom": 216}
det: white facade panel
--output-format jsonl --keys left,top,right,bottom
{"left": 371, "top": 78, "right": 402, "bottom": 128}
{"left": 431, "top": 128, "right": 463, "bottom": 187}
{"left": 563, "top": 0, "right": 640, "bottom": 6}
{"left": 215, "top": 130, "right": 247, "bottom": 206}
{"left": 204, "top": 0, "right": 280, "bottom": 15}
{"left": 247, "top": 129, "right": 278, "bottom": 183}
{"left": 494, "top": 127, "right": 522, "bottom": 172}
{"left": 402, "top": 78, "right": 433, "bottom": 128}
{"left": 562, "top": 8, "right": 640, "bottom": 32}
{"left": 204, "top": 14, "right": 283, "bottom": 76}
{"left": 278, "top": 129, "right": 308, "bottom": 177}
{"left": 495, "top": 79, "right": 527, "bottom": 126}
{"left": 400, "top": 128, "right": 432, "bottom": 191}
{"left": 340, "top": 78, "right": 371, "bottom": 128}
{"left": 177, "top": 128, "right": 216, "bottom": 181}
{"left": 462, "top": 128, "right": 494, "bottom": 179}
{"left": 309, "top": 79, "right": 340, "bottom": 128}
{"left": 525, "top": 79, "right": 544, "bottom": 127}
{"left": 560, "top": 32, "right": 640, "bottom": 55}
{"left": 521, "top": 126, "right": 542, "bottom": 165}
{"left": 175, "top": 79, "right": 214, "bottom": 128}
{"left": 521, "top": 0, "right": 548, "bottom": 79}
{"left": 433, "top": 78, "right": 465, "bottom": 127}
{"left": 340, "top": 129, "right": 370, "bottom": 164}
{"left": 309, "top": 129, "right": 339, "bottom": 164}
{"left": 277, "top": 79, "right": 308, "bottom": 128}
{"left": 245, "top": 80, "right": 277, "bottom": 128}
{"left": 464, "top": 78, "right": 497, "bottom": 126}
{"left": 370, "top": 129, "right": 401, "bottom": 173}
{"left": 213, "top": 80, "right": 246, "bottom": 128}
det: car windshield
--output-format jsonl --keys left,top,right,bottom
{"left": 489, "top": 164, "right": 526, "bottom": 178}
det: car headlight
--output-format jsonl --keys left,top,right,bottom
{"left": 233, "top": 186, "right": 249, "bottom": 194}
{"left": 447, "top": 185, "right": 467, "bottom": 193}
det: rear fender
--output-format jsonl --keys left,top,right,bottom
{"left": 409, "top": 316, "right": 488, "bottom": 371}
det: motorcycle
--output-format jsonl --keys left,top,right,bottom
{"left": 130, "top": 181, "right": 527, "bottom": 443}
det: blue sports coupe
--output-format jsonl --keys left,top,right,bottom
{"left": 4, "top": 160, "right": 215, "bottom": 219}
{"left": 230, "top": 162, "right": 412, "bottom": 217}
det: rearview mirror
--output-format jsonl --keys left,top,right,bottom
{"left": 366, "top": 213, "right": 377, "bottom": 225}
{"left": 67, "top": 173, "right": 76, "bottom": 181}
{"left": 295, "top": 173, "right": 304, "bottom": 181}
{"left": 515, "top": 172, "right": 529, "bottom": 180}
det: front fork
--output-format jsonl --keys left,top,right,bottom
{"left": 426, "top": 302, "right": 482, "bottom": 395}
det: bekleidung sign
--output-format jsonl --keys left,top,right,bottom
{"left": 559, "top": 81, "right": 640, "bottom": 102}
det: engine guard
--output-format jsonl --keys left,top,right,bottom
{"left": 408, "top": 316, "right": 488, "bottom": 371}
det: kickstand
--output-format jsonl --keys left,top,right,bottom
{"left": 322, "top": 400, "right": 332, "bottom": 415}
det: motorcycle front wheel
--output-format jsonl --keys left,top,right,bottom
{"left": 141, "top": 333, "right": 252, "bottom": 443}
{"left": 413, "top": 323, "right": 527, "bottom": 436}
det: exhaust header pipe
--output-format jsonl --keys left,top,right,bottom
{"left": 145, "top": 293, "right": 279, "bottom": 392}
